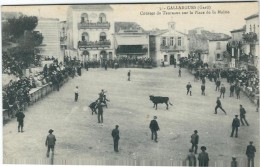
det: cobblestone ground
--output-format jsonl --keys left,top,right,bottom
{"left": 3, "top": 67, "right": 259, "bottom": 166}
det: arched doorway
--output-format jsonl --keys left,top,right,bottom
{"left": 100, "top": 50, "right": 107, "bottom": 59}
{"left": 82, "top": 50, "right": 89, "bottom": 60}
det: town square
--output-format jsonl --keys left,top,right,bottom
{"left": 1, "top": 2, "right": 259, "bottom": 166}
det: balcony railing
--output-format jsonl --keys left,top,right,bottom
{"left": 78, "top": 22, "right": 110, "bottom": 29}
{"left": 160, "top": 45, "right": 186, "bottom": 51}
{"left": 78, "top": 40, "right": 111, "bottom": 49}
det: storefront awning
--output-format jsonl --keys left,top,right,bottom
{"left": 115, "top": 35, "right": 149, "bottom": 47}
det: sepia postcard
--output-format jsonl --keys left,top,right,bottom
{"left": 1, "top": 1, "right": 259, "bottom": 166}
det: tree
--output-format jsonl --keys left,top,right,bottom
{"left": 223, "top": 51, "right": 231, "bottom": 62}
{"left": 7, "top": 15, "right": 38, "bottom": 39}
{"left": 243, "top": 32, "right": 258, "bottom": 43}
{"left": 2, "top": 15, "right": 43, "bottom": 75}
{"left": 23, "top": 30, "right": 43, "bottom": 47}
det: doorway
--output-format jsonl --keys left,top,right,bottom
{"left": 170, "top": 55, "right": 175, "bottom": 65}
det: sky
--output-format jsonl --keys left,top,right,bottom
{"left": 1, "top": 2, "right": 259, "bottom": 35}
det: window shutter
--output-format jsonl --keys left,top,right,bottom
{"left": 166, "top": 37, "right": 170, "bottom": 46}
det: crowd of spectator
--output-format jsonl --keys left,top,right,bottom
{"left": 65, "top": 55, "right": 154, "bottom": 70}
{"left": 3, "top": 57, "right": 80, "bottom": 118}
{"left": 2, "top": 52, "right": 25, "bottom": 76}
{"left": 179, "top": 57, "right": 259, "bottom": 100}
{"left": 3, "top": 77, "right": 31, "bottom": 116}
{"left": 116, "top": 57, "right": 153, "bottom": 68}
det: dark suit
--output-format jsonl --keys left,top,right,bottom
{"left": 246, "top": 144, "right": 256, "bottom": 167}
{"left": 127, "top": 71, "right": 131, "bottom": 81}
{"left": 186, "top": 153, "right": 196, "bottom": 166}
{"left": 149, "top": 119, "right": 159, "bottom": 141}
{"left": 220, "top": 86, "right": 226, "bottom": 98}
{"left": 240, "top": 107, "right": 249, "bottom": 126}
{"left": 15, "top": 111, "right": 25, "bottom": 132}
{"left": 186, "top": 84, "right": 192, "bottom": 96}
{"left": 215, "top": 99, "right": 226, "bottom": 114}
{"left": 201, "top": 85, "right": 205, "bottom": 95}
{"left": 96, "top": 103, "right": 106, "bottom": 123}
{"left": 191, "top": 134, "right": 199, "bottom": 154}
{"left": 198, "top": 151, "right": 209, "bottom": 166}
{"left": 236, "top": 86, "right": 241, "bottom": 99}
{"left": 45, "top": 134, "right": 56, "bottom": 157}
{"left": 111, "top": 128, "right": 120, "bottom": 152}
{"left": 231, "top": 117, "right": 240, "bottom": 137}
{"left": 230, "top": 85, "right": 235, "bottom": 97}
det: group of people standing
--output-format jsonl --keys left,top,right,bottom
{"left": 181, "top": 64, "right": 257, "bottom": 166}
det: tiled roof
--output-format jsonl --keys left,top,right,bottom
{"left": 188, "top": 29, "right": 231, "bottom": 52}
{"left": 115, "top": 22, "right": 145, "bottom": 33}
{"left": 245, "top": 13, "right": 259, "bottom": 20}
{"left": 147, "top": 29, "right": 168, "bottom": 36}
{"left": 189, "top": 29, "right": 230, "bottom": 41}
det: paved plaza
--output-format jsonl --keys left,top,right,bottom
{"left": 3, "top": 67, "right": 259, "bottom": 165}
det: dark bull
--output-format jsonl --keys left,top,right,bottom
{"left": 149, "top": 95, "right": 173, "bottom": 110}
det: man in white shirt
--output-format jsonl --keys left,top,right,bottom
{"left": 74, "top": 86, "right": 79, "bottom": 102}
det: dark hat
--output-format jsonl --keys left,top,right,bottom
{"left": 201, "top": 146, "right": 206, "bottom": 150}
{"left": 235, "top": 115, "right": 238, "bottom": 117}
{"left": 115, "top": 125, "right": 119, "bottom": 128}
{"left": 49, "top": 129, "right": 54, "bottom": 133}
{"left": 232, "top": 157, "right": 236, "bottom": 160}
{"left": 154, "top": 116, "right": 157, "bottom": 119}
{"left": 194, "top": 130, "right": 198, "bottom": 133}
{"left": 250, "top": 141, "right": 253, "bottom": 144}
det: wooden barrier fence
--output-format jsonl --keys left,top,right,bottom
{"left": 3, "top": 77, "right": 69, "bottom": 124}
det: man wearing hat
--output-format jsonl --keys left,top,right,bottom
{"left": 190, "top": 130, "right": 199, "bottom": 154}
{"left": 149, "top": 116, "right": 160, "bottom": 142}
{"left": 185, "top": 149, "right": 196, "bottom": 166}
{"left": 45, "top": 129, "right": 56, "bottom": 158}
{"left": 111, "top": 125, "right": 120, "bottom": 152}
{"left": 231, "top": 157, "right": 237, "bottom": 167}
{"left": 96, "top": 100, "right": 106, "bottom": 123}
{"left": 219, "top": 84, "right": 226, "bottom": 99}
{"left": 230, "top": 115, "right": 240, "bottom": 138}
{"left": 246, "top": 141, "right": 256, "bottom": 167}
{"left": 240, "top": 105, "right": 249, "bottom": 126}
{"left": 198, "top": 146, "right": 209, "bottom": 166}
